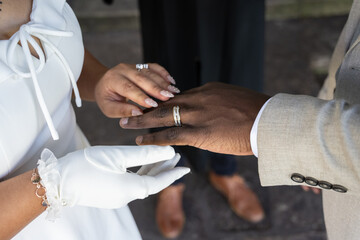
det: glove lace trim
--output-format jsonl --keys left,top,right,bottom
{"left": 37, "top": 148, "right": 62, "bottom": 221}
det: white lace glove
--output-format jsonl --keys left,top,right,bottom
{"left": 37, "top": 145, "right": 189, "bottom": 220}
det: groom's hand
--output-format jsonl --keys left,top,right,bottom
{"left": 120, "top": 82, "right": 270, "bottom": 156}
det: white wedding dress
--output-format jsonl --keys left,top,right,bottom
{"left": 0, "top": 0, "right": 141, "bottom": 239}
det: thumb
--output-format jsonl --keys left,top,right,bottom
{"left": 84, "top": 145, "right": 175, "bottom": 173}
{"left": 122, "top": 145, "right": 176, "bottom": 168}
{"left": 137, "top": 153, "right": 181, "bottom": 176}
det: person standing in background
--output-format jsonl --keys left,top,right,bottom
{"left": 138, "top": 0, "right": 265, "bottom": 238}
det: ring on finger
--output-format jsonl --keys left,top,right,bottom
{"left": 136, "top": 63, "right": 149, "bottom": 72}
{"left": 173, "top": 106, "right": 181, "bottom": 127}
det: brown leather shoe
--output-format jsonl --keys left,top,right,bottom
{"left": 156, "top": 184, "right": 185, "bottom": 239}
{"left": 209, "top": 172, "right": 265, "bottom": 223}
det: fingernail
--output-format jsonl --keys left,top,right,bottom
{"left": 160, "top": 90, "right": 174, "bottom": 98}
{"left": 167, "top": 75, "right": 176, "bottom": 85}
{"left": 136, "top": 136, "right": 143, "bottom": 145}
{"left": 145, "top": 98, "right": 158, "bottom": 107}
{"left": 168, "top": 85, "right": 180, "bottom": 93}
{"left": 120, "top": 118, "right": 128, "bottom": 125}
{"left": 132, "top": 109, "right": 143, "bottom": 116}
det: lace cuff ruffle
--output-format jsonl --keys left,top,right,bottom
{"left": 37, "top": 148, "right": 62, "bottom": 221}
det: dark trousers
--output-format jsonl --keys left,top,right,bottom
{"left": 138, "top": 0, "right": 265, "bottom": 182}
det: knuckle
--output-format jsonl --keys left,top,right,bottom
{"left": 208, "top": 82, "right": 219, "bottom": 86}
{"left": 150, "top": 63, "right": 160, "bottom": 69}
{"left": 203, "top": 82, "right": 212, "bottom": 87}
{"left": 136, "top": 93, "right": 147, "bottom": 100}
{"left": 134, "top": 72, "right": 144, "bottom": 81}
{"left": 143, "top": 69, "right": 152, "bottom": 75}
{"left": 149, "top": 134, "right": 156, "bottom": 143}
{"left": 103, "top": 68, "right": 117, "bottom": 80}
{"left": 135, "top": 73, "right": 151, "bottom": 85}
{"left": 164, "top": 120, "right": 175, "bottom": 127}
{"left": 192, "top": 128, "right": 210, "bottom": 148}
{"left": 166, "top": 128, "right": 179, "bottom": 141}
{"left": 181, "top": 104, "right": 195, "bottom": 112}
{"left": 203, "top": 82, "right": 219, "bottom": 89}
{"left": 147, "top": 71, "right": 158, "bottom": 80}
{"left": 143, "top": 134, "right": 156, "bottom": 144}
{"left": 153, "top": 106, "right": 169, "bottom": 119}
{"left": 159, "top": 69, "right": 168, "bottom": 76}
{"left": 117, "top": 63, "right": 128, "bottom": 70}
{"left": 134, "top": 116, "right": 145, "bottom": 126}
{"left": 102, "top": 109, "right": 116, "bottom": 118}
{"left": 198, "top": 93, "right": 216, "bottom": 104}
{"left": 103, "top": 111, "right": 114, "bottom": 118}
{"left": 179, "top": 104, "right": 199, "bottom": 117}
{"left": 103, "top": 105, "right": 127, "bottom": 118}
{"left": 122, "top": 81, "right": 135, "bottom": 91}
{"left": 153, "top": 85, "right": 163, "bottom": 93}
{"left": 160, "top": 82, "right": 170, "bottom": 89}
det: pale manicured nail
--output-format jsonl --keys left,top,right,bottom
{"left": 160, "top": 90, "right": 174, "bottom": 98}
{"left": 120, "top": 118, "right": 128, "bottom": 125}
{"left": 168, "top": 85, "right": 180, "bottom": 93}
{"left": 136, "top": 136, "right": 143, "bottom": 145}
{"left": 167, "top": 75, "right": 176, "bottom": 85}
{"left": 145, "top": 98, "right": 158, "bottom": 107}
{"left": 132, "top": 109, "right": 143, "bottom": 116}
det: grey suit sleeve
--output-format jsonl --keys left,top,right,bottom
{"left": 257, "top": 93, "right": 360, "bottom": 195}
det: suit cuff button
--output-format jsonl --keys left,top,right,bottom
{"left": 291, "top": 173, "right": 305, "bottom": 183}
{"left": 305, "top": 177, "right": 318, "bottom": 186}
{"left": 318, "top": 181, "right": 332, "bottom": 190}
{"left": 332, "top": 184, "right": 347, "bottom": 193}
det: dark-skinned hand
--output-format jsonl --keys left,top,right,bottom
{"left": 120, "top": 82, "right": 270, "bottom": 156}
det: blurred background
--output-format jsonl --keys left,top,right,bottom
{"left": 69, "top": 0, "right": 352, "bottom": 239}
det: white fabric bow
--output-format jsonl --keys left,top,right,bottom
{"left": 6, "top": 23, "right": 82, "bottom": 140}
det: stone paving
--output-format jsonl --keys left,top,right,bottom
{"left": 70, "top": 1, "right": 348, "bottom": 239}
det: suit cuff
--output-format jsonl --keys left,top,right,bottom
{"left": 250, "top": 98, "right": 272, "bottom": 157}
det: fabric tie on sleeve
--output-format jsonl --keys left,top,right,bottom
{"left": 6, "top": 23, "right": 82, "bottom": 141}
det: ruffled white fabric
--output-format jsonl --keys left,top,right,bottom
{"left": 37, "top": 148, "right": 62, "bottom": 221}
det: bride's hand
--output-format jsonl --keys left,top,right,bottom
{"left": 37, "top": 145, "right": 189, "bottom": 220}
{"left": 95, "top": 63, "right": 180, "bottom": 118}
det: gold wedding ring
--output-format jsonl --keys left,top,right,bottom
{"left": 173, "top": 106, "right": 181, "bottom": 127}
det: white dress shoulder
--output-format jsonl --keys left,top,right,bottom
{"left": 0, "top": 0, "right": 141, "bottom": 239}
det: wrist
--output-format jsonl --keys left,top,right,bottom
{"left": 78, "top": 49, "right": 109, "bottom": 101}
{"left": 31, "top": 168, "right": 49, "bottom": 208}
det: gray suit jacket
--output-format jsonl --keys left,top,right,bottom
{"left": 257, "top": 1, "right": 360, "bottom": 239}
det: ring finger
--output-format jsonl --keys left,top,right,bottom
{"left": 120, "top": 103, "right": 193, "bottom": 129}
{"left": 147, "top": 63, "right": 176, "bottom": 85}
{"left": 141, "top": 68, "right": 179, "bottom": 94}
{"left": 127, "top": 65, "right": 176, "bottom": 101}
{"left": 138, "top": 63, "right": 180, "bottom": 93}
